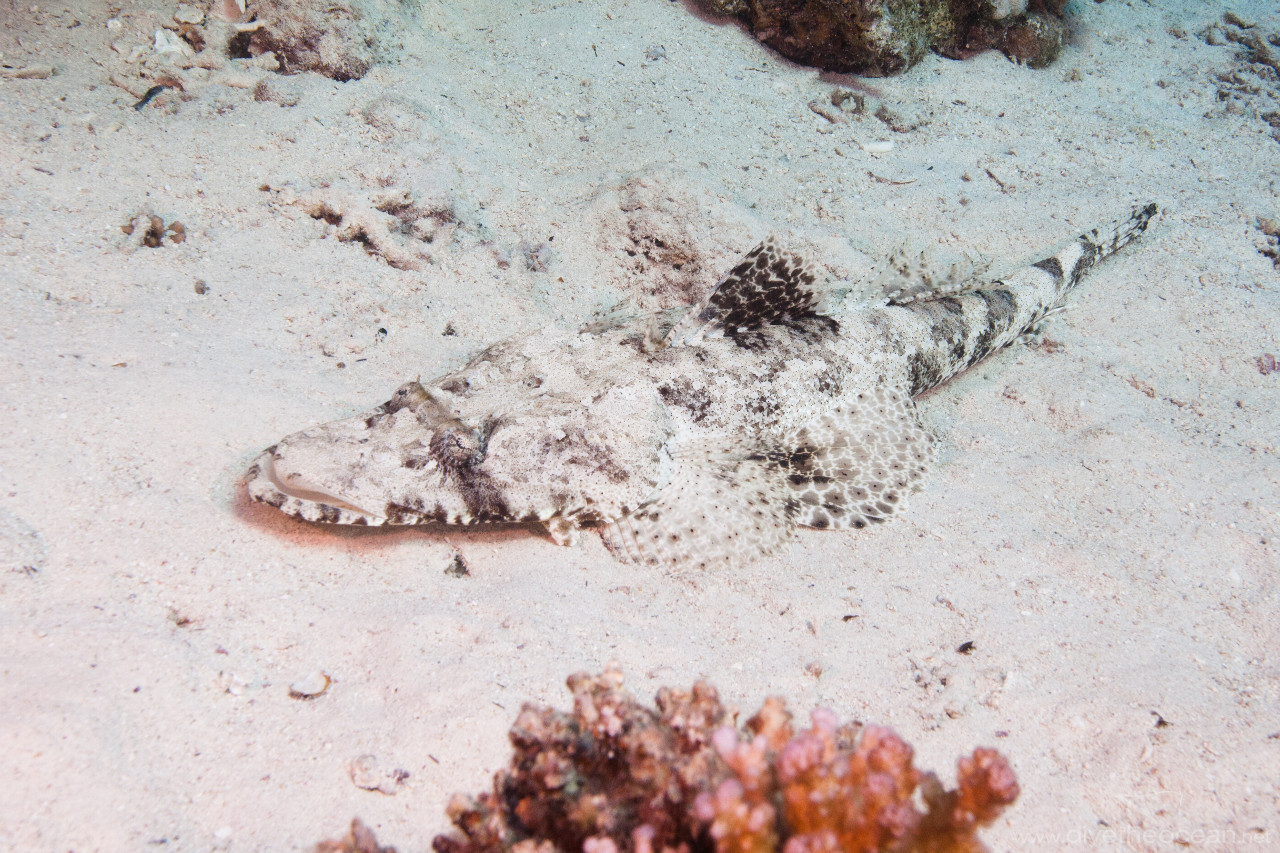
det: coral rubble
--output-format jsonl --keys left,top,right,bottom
{"left": 424, "top": 668, "right": 1018, "bottom": 853}
{"left": 315, "top": 818, "right": 399, "bottom": 853}
{"left": 1204, "top": 13, "right": 1280, "bottom": 145}
{"left": 169, "top": 0, "right": 410, "bottom": 82}
{"left": 233, "top": 0, "right": 388, "bottom": 81}
{"left": 701, "top": 0, "right": 1068, "bottom": 76}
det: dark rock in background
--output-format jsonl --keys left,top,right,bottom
{"left": 702, "top": 0, "right": 1069, "bottom": 76}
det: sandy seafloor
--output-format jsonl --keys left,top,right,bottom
{"left": 2, "top": 0, "right": 1279, "bottom": 850}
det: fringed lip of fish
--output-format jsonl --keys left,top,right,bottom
{"left": 245, "top": 443, "right": 564, "bottom": 530}
{"left": 245, "top": 446, "right": 390, "bottom": 526}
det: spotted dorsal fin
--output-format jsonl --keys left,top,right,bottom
{"left": 668, "top": 236, "right": 830, "bottom": 346}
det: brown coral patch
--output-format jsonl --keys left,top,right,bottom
{"left": 426, "top": 668, "right": 1018, "bottom": 853}
{"left": 121, "top": 213, "right": 186, "bottom": 248}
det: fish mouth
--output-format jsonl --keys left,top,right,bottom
{"left": 245, "top": 446, "right": 389, "bottom": 526}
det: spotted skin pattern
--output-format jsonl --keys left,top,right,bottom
{"left": 247, "top": 204, "right": 1157, "bottom": 568}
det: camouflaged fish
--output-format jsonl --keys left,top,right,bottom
{"left": 247, "top": 204, "right": 1157, "bottom": 568}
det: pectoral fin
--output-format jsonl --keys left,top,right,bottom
{"left": 772, "top": 385, "right": 934, "bottom": 530}
{"left": 601, "top": 384, "right": 933, "bottom": 568}
{"left": 600, "top": 438, "right": 794, "bottom": 569}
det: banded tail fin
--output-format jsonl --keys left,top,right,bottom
{"left": 1053, "top": 202, "right": 1158, "bottom": 292}
{"left": 881, "top": 204, "right": 1156, "bottom": 307}
{"left": 1083, "top": 202, "right": 1158, "bottom": 263}
{"left": 901, "top": 204, "right": 1158, "bottom": 397}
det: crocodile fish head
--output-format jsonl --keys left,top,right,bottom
{"left": 247, "top": 377, "right": 674, "bottom": 533}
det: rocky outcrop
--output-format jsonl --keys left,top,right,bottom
{"left": 703, "top": 0, "right": 1069, "bottom": 76}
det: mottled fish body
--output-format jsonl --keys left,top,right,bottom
{"left": 247, "top": 204, "right": 1156, "bottom": 568}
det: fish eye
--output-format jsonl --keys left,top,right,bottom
{"left": 429, "top": 426, "right": 487, "bottom": 469}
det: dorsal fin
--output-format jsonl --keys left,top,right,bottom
{"left": 875, "top": 242, "right": 994, "bottom": 305}
{"left": 667, "top": 236, "right": 829, "bottom": 346}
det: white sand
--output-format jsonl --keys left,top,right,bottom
{"left": 1, "top": 0, "right": 1277, "bottom": 850}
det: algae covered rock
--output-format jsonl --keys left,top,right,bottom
{"left": 704, "top": 0, "right": 1069, "bottom": 76}
{"left": 940, "top": 2, "right": 1067, "bottom": 69}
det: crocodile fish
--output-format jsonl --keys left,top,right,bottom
{"left": 247, "top": 203, "right": 1157, "bottom": 568}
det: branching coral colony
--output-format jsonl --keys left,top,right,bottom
{"left": 316, "top": 669, "right": 1019, "bottom": 853}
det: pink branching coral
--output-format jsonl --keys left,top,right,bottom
{"left": 425, "top": 668, "right": 1018, "bottom": 853}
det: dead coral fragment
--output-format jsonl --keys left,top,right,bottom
{"left": 121, "top": 213, "right": 185, "bottom": 248}
{"left": 296, "top": 186, "right": 452, "bottom": 271}
{"left": 1257, "top": 217, "right": 1280, "bottom": 268}
{"left": 232, "top": 0, "right": 383, "bottom": 80}
{"left": 152, "top": 0, "right": 409, "bottom": 81}
{"left": 432, "top": 668, "right": 1018, "bottom": 853}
